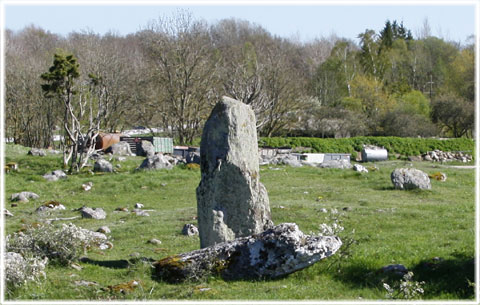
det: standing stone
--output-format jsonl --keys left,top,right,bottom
{"left": 196, "top": 96, "right": 272, "bottom": 248}
{"left": 391, "top": 168, "right": 431, "bottom": 190}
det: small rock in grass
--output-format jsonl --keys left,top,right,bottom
{"left": 429, "top": 172, "right": 447, "bottom": 182}
{"left": 147, "top": 239, "right": 162, "bottom": 245}
{"left": 381, "top": 264, "right": 408, "bottom": 276}
{"left": 43, "top": 170, "right": 67, "bottom": 181}
{"left": 35, "top": 201, "right": 66, "bottom": 213}
{"left": 80, "top": 207, "right": 106, "bottom": 219}
{"left": 11, "top": 203, "right": 18, "bottom": 208}
{"left": 28, "top": 148, "right": 46, "bottom": 156}
{"left": 353, "top": 164, "right": 368, "bottom": 173}
{"left": 182, "top": 224, "right": 199, "bottom": 236}
{"left": 4, "top": 209, "right": 14, "bottom": 217}
{"left": 319, "top": 208, "right": 328, "bottom": 213}
{"left": 82, "top": 182, "right": 93, "bottom": 191}
{"left": 97, "top": 226, "right": 111, "bottom": 234}
{"left": 115, "top": 207, "right": 129, "bottom": 212}
{"left": 74, "top": 280, "right": 98, "bottom": 287}
{"left": 11, "top": 191, "right": 39, "bottom": 202}
{"left": 134, "top": 203, "right": 144, "bottom": 209}
{"left": 132, "top": 209, "right": 150, "bottom": 217}
{"left": 94, "top": 159, "right": 114, "bottom": 173}
{"left": 71, "top": 263, "right": 83, "bottom": 271}
{"left": 99, "top": 242, "right": 113, "bottom": 250}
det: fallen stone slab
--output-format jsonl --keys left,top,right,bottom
{"left": 153, "top": 223, "right": 341, "bottom": 283}
{"left": 11, "top": 191, "right": 39, "bottom": 202}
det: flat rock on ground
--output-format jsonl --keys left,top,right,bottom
{"left": 43, "top": 170, "right": 67, "bottom": 181}
{"left": 138, "top": 154, "right": 173, "bottom": 170}
{"left": 28, "top": 148, "right": 46, "bottom": 156}
{"left": 154, "top": 223, "right": 342, "bottom": 283}
{"left": 11, "top": 191, "right": 39, "bottom": 202}
{"left": 80, "top": 207, "right": 107, "bottom": 219}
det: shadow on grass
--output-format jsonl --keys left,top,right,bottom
{"left": 332, "top": 254, "right": 474, "bottom": 299}
{"left": 411, "top": 254, "right": 475, "bottom": 299}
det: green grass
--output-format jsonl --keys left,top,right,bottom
{"left": 4, "top": 144, "right": 475, "bottom": 301}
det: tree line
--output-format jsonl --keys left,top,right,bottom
{"left": 5, "top": 11, "right": 475, "bottom": 150}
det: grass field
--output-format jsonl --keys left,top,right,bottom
{"left": 3, "top": 144, "right": 476, "bottom": 301}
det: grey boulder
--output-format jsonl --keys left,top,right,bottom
{"left": 11, "top": 191, "right": 39, "bottom": 202}
{"left": 43, "top": 170, "right": 67, "bottom": 181}
{"left": 138, "top": 154, "right": 173, "bottom": 170}
{"left": 110, "top": 141, "right": 133, "bottom": 156}
{"left": 353, "top": 164, "right": 368, "bottom": 173}
{"left": 279, "top": 155, "right": 303, "bottom": 167}
{"left": 186, "top": 152, "right": 200, "bottom": 164}
{"left": 94, "top": 159, "right": 113, "bottom": 173}
{"left": 182, "top": 224, "right": 199, "bottom": 236}
{"left": 28, "top": 148, "right": 46, "bottom": 157}
{"left": 391, "top": 168, "right": 431, "bottom": 190}
{"left": 80, "top": 207, "right": 107, "bottom": 219}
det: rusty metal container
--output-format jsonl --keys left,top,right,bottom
{"left": 95, "top": 133, "right": 122, "bottom": 150}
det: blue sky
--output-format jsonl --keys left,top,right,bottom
{"left": 2, "top": 2, "right": 477, "bottom": 44}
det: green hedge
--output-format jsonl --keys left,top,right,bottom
{"left": 259, "top": 136, "right": 474, "bottom": 158}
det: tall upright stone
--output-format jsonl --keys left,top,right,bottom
{"left": 196, "top": 96, "right": 272, "bottom": 248}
